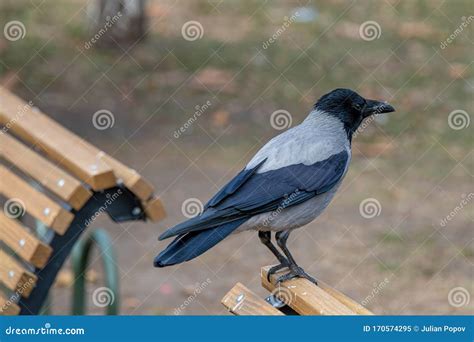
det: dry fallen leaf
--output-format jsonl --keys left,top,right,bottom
{"left": 211, "top": 110, "right": 230, "bottom": 128}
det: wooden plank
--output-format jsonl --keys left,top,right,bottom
{"left": 0, "top": 165, "right": 74, "bottom": 235}
{"left": 318, "top": 280, "right": 373, "bottom": 315}
{"left": 143, "top": 197, "right": 166, "bottom": 222}
{"left": 0, "top": 133, "right": 92, "bottom": 210}
{"left": 98, "top": 153, "right": 154, "bottom": 201}
{"left": 0, "top": 249, "right": 37, "bottom": 297}
{"left": 0, "top": 212, "right": 52, "bottom": 268}
{"left": 0, "top": 292, "right": 20, "bottom": 315}
{"left": 0, "top": 86, "right": 116, "bottom": 190}
{"left": 261, "top": 266, "right": 355, "bottom": 315}
{"left": 222, "top": 282, "right": 284, "bottom": 315}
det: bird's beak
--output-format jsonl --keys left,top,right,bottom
{"left": 363, "top": 99, "right": 395, "bottom": 117}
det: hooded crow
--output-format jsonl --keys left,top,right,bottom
{"left": 155, "top": 88, "right": 395, "bottom": 283}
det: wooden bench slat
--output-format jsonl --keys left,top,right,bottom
{"left": 318, "top": 280, "right": 373, "bottom": 315}
{"left": 0, "top": 86, "right": 116, "bottom": 190}
{"left": 143, "top": 197, "right": 166, "bottom": 222}
{"left": 0, "top": 249, "right": 37, "bottom": 298}
{"left": 261, "top": 266, "right": 356, "bottom": 315}
{"left": 0, "top": 133, "right": 92, "bottom": 210}
{"left": 0, "top": 212, "right": 52, "bottom": 268}
{"left": 221, "top": 282, "right": 284, "bottom": 315}
{"left": 98, "top": 154, "right": 154, "bottom": 201}
{"left": 0, "top": 165, "right": 74, "bottom": 235}
{"left": 0, "top": 291, "right": 20, "bottom": 315}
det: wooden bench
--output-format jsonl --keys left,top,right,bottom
{"left": 0, "top": 86, "right": 165, "bottom": 315}
{"left": 222, "top": 266, "right": 373, "bottom": 315}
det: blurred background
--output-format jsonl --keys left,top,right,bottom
{"left": 0, "top": 0, "right": 472, "bottom": 315}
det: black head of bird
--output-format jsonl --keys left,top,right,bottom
{"left": 314, "top": 88, "right": 395, "bottom": 137}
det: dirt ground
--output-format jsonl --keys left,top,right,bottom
{"left": 47, "top": 133, "right": 472, "bottom": 315}
{"left": 0, "top": 0, "right": 472, "bottom": 315}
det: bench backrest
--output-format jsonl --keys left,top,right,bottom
{"left": 0, "top": 86, "right": 165, "bottom": 315}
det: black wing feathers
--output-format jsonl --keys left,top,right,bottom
{"left": 158, "top": 150, "right": 348, "bottom": 240}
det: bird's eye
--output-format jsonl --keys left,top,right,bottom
{"left": 353, "top": 103, "right": 362, "bottom": 111}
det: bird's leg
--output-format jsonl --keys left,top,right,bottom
{"left": 258, "top": 231, "right": 289, "bottom": 281}
{"left": 275, "top": 230, "right": 317, "bottom": 285}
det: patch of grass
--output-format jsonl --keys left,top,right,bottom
{"left": 378, "top": 231, "right": 404, "bottom": 245}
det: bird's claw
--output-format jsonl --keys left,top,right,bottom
{"left": 267, "top": 262, "right": 289, "bottom": 282}
{"left": 275, "top": 265, "right": 318, "bottom": 285}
